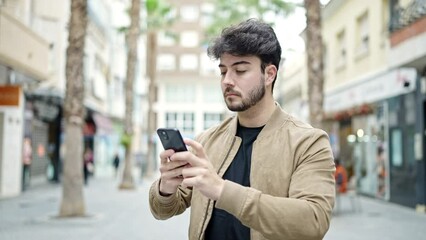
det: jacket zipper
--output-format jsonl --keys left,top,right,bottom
{"left": 197, "top": 137, "right": 237, "bottom": 240}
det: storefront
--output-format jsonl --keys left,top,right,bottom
{"left": 27, "top": 91, "right": 63, "bottom": 184}
{"left": 324, "top": 68, "right": 418, "bottom": 206}
{"left": 83, "top": 110, "right": 116, "bottom": 177}
{"left": 0, "top": 85, "right": 24, "bottom": 198}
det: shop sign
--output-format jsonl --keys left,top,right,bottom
{"left": 0, "top": 85, "right": 20, "bottom": 106}
{"left": 325, "top": 68, "right": 417, "bottom": 113}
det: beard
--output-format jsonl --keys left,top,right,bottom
{"left": 224, "top": 76, "right": 266, "bottom": 112}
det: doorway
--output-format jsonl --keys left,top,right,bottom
{"left": 0, "top": 112, "right": 4, "bottom": 194}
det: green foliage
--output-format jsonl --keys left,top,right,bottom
{"left": 145, "top": 0, "right": 175, "bottom": 31}
{"left": 204, "top": 0, "right": 295, "bottom": 42}
{"left": 116, "top": 0, "right": 175, "bottom": 35}
{"left": 146, "top": 0, "right": 159, "bottom": 13}
{"left": 120, "top": 133, "right": 132, "bottom": 148}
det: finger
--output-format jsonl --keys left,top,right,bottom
{"left": 159, "top": 160, "right": 187, "bottom": 174}
{"left": 161, "top": 165, "right": 186, "bottom": 178}
{"left": 184, "top": 139, "right": 208, "bottom": 159}
{"left": 159, "top": 149, "right": 175, "bottom": 164}
{"left": 181, "top": 175, "right": 197, "bottom": 189}
{"left": 168, "top": 160, "right": 189, "bottom": 171}
{"left": 171, "top": 151, "right": 204, "bottom": 168}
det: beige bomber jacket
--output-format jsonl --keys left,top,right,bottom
{"left": 149, "top": 104, "right": 336, "bottom": 240}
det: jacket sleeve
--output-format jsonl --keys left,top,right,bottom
{"left": 215, "top": 130, "right": 336, "bottom": 240}
{"left": 149, "top": 179, "right": 192, "bottom": 220}
{"left": 149, "top": 131, "right": 209, "bottom": 220}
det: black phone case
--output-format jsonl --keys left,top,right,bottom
{"left": 157, "top": 128, "right": 188, "bottom": 152}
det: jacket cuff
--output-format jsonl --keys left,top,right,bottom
{"left": 151, "top": 179, "right": 177, "bottom": 206}
{"left": 215, "top": 180, "right": 248, "bottom": 217}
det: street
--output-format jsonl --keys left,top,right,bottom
{"left": 1, "top": 176, "right": 426, "bottom": 240}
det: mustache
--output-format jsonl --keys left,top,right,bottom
{"left": 224, "top": 87, "right": 241, "bottom": 96}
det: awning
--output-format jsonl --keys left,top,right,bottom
{"left": 92, "top": 112, "right": 114, "bottom": 135}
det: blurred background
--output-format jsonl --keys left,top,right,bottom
{"left": 0, "top": 0, "right": 426, "bottom": 239}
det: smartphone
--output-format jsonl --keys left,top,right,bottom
{"left": 157, "top": 128, "right": 188, "bottom": 152}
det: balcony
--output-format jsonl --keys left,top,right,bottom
{"left": 388, "top": 0, "right": 426, "bottom": 69}
{"left": 0, "top": 9, "right": 49, "bottom": 81}
{"left": 390, "top": 0, "right": 426, "bottom": 31}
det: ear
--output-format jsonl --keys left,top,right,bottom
{"left": 265, "top": 64, "right": 277, "bottom": 86}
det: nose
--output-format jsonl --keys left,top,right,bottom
{"left": 222, "top": 72, "right": 235, "bottom": 86}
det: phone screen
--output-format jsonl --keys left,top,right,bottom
{"left": 157, "top": 128, "right": 187, "bottom": 152}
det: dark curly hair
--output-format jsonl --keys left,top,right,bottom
{"left": 207, "top": 18, "right": 282, "bottom": 91}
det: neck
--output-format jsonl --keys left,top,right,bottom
{"left": 237, "top": 95, "right": 276, "bottom": 128}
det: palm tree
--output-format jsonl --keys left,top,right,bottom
{"left": 144, "top": 0, "right": 174, "bottom": 177}
{"left": 59, "top": 0, "right": 88, "bottom": 217}
{"left": 116, "top": 0, "right": 172, "bottom": 182}
{"left": 119, "top": 0, "right": 141, "bottom": 190}
{"left": 304, "top": 0, "right": 324, "bottom": 128}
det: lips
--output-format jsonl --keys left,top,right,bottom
{"left": 224, "top": 88, "right": 240, "bottom": 97}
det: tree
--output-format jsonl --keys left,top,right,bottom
{"left": 304, "top": 0, "right": 324, "bottom": 128}
{"left": 116, "top": 0, "right": 172, "bottom": 181}
{"left": 144, "top": 0, "right": 174, "bottom": 177}
{"left": 59, "top": 0, "right": 88, "bottom": 217}
{"left": 205, "top": 0, "right": 294, "bottom": 40}
{"left": 119, "top": 0, "right": 141, "bottom": 190}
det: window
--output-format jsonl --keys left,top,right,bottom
{"left": 391, "top": 129, "right": 403, "bottom": 167}
{"left": 200, "top": 54, "right": 217, "bottom": 76}
{"left": 323, "top": 44, "right": 328, "bottom": 70}
{"left": 336, "top": 30, "right": 346, "bottom": 69}
{"left": 200, "top": 3, "right": 214, "bottom": 27}
{"left": 180, "top": 54, "right": 198, "bottom": 71}
{"left": 180, "top": 31, "right": 199, "bottom": 48}
{"left": 113, "top": 76, "right": 124, "bottom": 97}
{"left": 157, "top": 54, "right": 176, "bottom": 71}
{"left": 180, "top": 5, "right": 199, "bottom": 22}
{"left": 165, "top": 84, "right": 195, "bottom": 103}
{"left": 158, "top": 32, "right": 176, "bottom": 47}
{"left": 404, "top": 93, "right": 415, "bottom": 124}
{"left": 356, "top": 12, "right": 369, "bottom": 57}
{"left": 204, "top": 113, "right": 224, "bottom": 129}
{"left": 166, "top": 112, "right": 194, "bottom": 133}
{"left": 203, "top": 85, "right": 222, "bottom": 103}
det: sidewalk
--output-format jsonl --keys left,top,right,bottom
{"left": 0, "top": 176, "right": 189, "bottom": 240}
{"left": 325, "top": 193, "right": 426, "bottom": 240}
{"left": 1, "top": 176, "right": 426, "bottom": 240}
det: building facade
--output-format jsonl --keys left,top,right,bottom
{"left": 154, "top": 0, "right": 227, "bottom": 169}
{"left": 0, "top": 0, "right": 50, "bottom": 197}
{"left": 0, "top": 0, "right": 134, "bottom": 197}
{"left": 280, "top": 0, "right": 426, "bottom": 210}
{"left": 387, "top": 0, "right": 426, "bottom": 210}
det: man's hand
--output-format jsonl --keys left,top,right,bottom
{"left": 158, "top": 149, "right": 188, "bottom": 195}
{"left": 170, "top": 139, "right": 225, "bottom": 201}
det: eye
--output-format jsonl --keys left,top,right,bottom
{"left": 220, "top": 71, "right": 227, "bottom": 76}
{"left": 236, "top": 70, "right": 246, "bottom": 75}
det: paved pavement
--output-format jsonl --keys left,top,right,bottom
{"left": 1, "top": 176, "right": 426, "bottom": 240}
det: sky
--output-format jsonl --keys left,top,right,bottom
{"left": 269, "top": 0, "right": 331, "bottom": 61}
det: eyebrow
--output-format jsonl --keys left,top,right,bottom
{"left": 218, "top": 61, "right": 251, "bottom": 68}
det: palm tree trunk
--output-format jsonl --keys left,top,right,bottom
{"left": 304, "top": 0, "right": 324, "bottom": 129}
{"left": 59, "top": 0, "right": 88, "bottom": 217}
{"left": 145, "top": 31, "right": 157, "bottom": 178}
{"left": 119, "top": 0, "right": 140, "bottom": 189}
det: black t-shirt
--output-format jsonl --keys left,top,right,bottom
{"left": 204, "top": 123, "right": 264, "bottom": 240}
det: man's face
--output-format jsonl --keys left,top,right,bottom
{"left": 219, "top": 53, "right": 266, "bottom": 112}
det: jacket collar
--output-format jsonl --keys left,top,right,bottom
{"left": 226, "top": 102, "right": 291, "bottom": 138}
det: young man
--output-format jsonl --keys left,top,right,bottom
{"left": 149, "top": 19, "right": 335, "bottom": 240}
